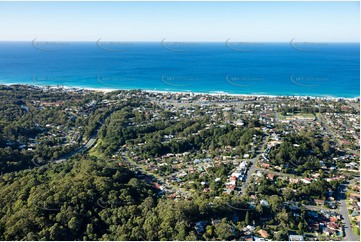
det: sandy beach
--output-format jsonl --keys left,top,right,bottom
{"left": 57, "top": 85, "right": 361, "bottom": 101}
{"left": 1, "top": 83, "right": 358, "bottom": 101}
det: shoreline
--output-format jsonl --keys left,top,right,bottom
{"left": 1, "top": 83, "right": 359, "bottom": 101}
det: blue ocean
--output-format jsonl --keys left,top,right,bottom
{"left": 0, "top": 41, "right": 359, "bottom": 98}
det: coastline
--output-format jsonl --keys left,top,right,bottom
{"left": 0, "top": 83, "right": 359, "bottom": 101}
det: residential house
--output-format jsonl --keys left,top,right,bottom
{"left": 266, "top": 173, "right": 275, "bottom": 181}
{"left": 257, "top": 229, "right": 269, "bottom": 238}
{"left": 314, "top": 199, "right": 325, "bottom": 206}
{"left": 288, "top": 235, "right": 305, "bottom": 241}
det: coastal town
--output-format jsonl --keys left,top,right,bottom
{"left": 112, "top": 90, "right": 360, "bottom": 241}
{"left": 0, "top": 85, "right": 359, "bottom": 241}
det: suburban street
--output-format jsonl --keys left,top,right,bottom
{"left": 337, "top": 183, "right": 360, "bottom": 241}
{"left": 241, "top": 134, "right": 268, "bottom": 193}
{"left": 317, "top": 113, "right": 341, "bottom": 146}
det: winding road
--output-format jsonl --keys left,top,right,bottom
{"left": 54, "top": 133, "right": 98, "bottom": 163}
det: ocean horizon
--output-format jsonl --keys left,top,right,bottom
{"left": 0, "top": 41, "right": 359, "bottom": 98}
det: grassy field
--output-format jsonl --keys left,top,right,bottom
{"left": 278, "top": 112, "right": 315, "bottom": 121}
{"left": 88, "top": 139, "right": 103, "bottom": 158}
{"left": 352, "top": 226, "right": 360, "bottom": 236}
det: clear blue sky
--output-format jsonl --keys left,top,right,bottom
{"left": 0, "top": 1, "right": 359, "bottom": 42}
